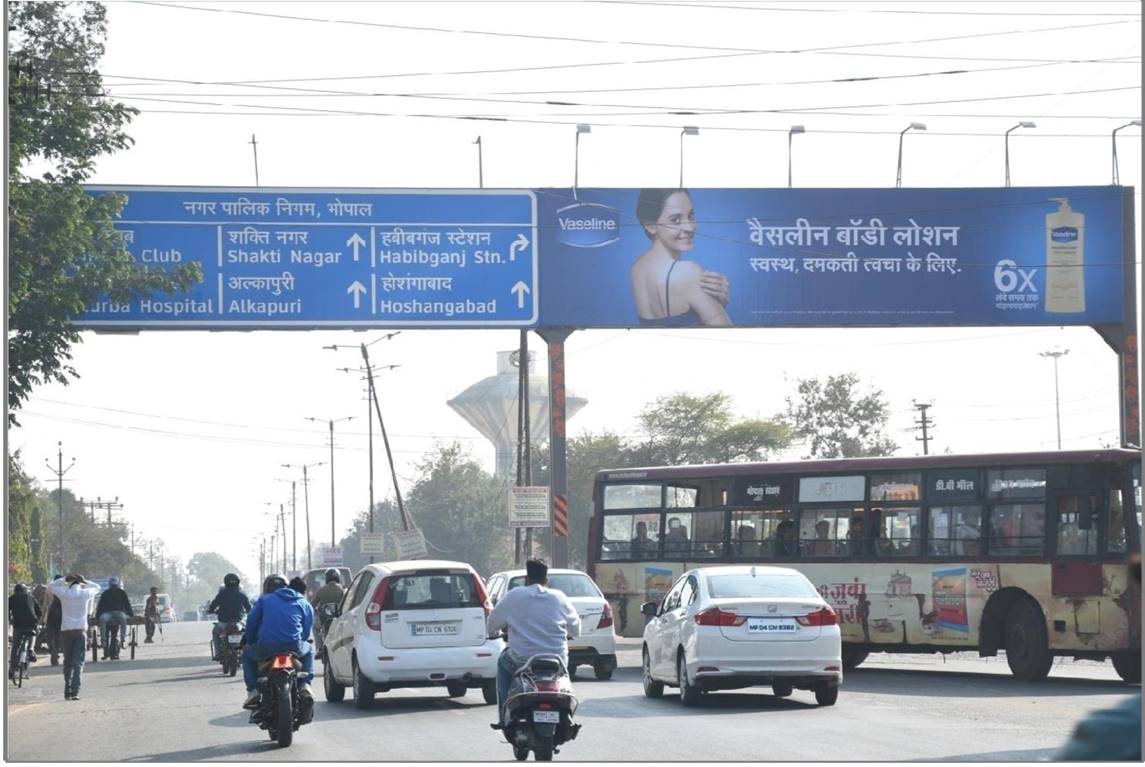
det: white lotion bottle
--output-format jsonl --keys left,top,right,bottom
{"left": 1044, "top": 197, "right": 1085, "bottom": 313}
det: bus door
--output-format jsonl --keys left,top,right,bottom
{"left": 1050, "top": 491, "right": 1104, "bottom": 635}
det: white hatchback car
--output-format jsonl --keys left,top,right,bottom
{"left": 641, "top": 565, "right": 842, "bottom": 707}
{"left": 486, "top": 568, "right": 618, "bottom": 680}
{"left": 321, "top": 560, "right": 502, "bottom": 709}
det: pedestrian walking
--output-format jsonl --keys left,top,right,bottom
{"left": 144, "top": 587, "right": 160, "bottom": 643}
{"left": 38, "top": 575, "right": 64, "bottom": 666}
{"left": 46, "top": 574, "right": 101, "bottom": 700}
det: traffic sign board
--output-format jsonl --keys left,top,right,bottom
{"left": 360, "top": 532, "right": 385, "bottom": 556}
{"left": 393, "top": 528, "right": 428, "bottom": 560}
{"left": 510, "top": 486, "right": 550, "bottom": 528}
{"left": 78, "top": 187, "right": 538, "bottom": 329}
{"left": 321, "top": 545, "right": 344, "bottom": 565}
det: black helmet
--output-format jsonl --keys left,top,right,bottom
{"left": 288, "top": 576, "right": 308, "bottom": 595}
{"left": 224, "top": 573, "right": 240, "bottom": 588}
{"left": 324, "top": 568, "right": 341, "bottom": 584}
{"left": 13, "top": 583, "right": 26, "bottom": 593}
{"left": 263, "top": 574, "right": 287, "bottom": 595}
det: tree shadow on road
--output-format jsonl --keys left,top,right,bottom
{"left": 580, "top": 691, "right": 816, "bottom": 719}
{"left": 310, "top": 693, "right": 492, "bottom": 722}
{"left": 123, "top": 740, "right": 280, "bottom": 761}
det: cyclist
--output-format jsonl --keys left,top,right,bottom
{"left": 93, "top": 577, "right": 133, "bottom": 659}
{"left": 8, "top": 584, "right": 41, "bottom": 679}
{"left": 208, "top": 573, "right": 251, "bottom": 661}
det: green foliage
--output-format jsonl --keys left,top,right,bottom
{"left": 184, "top": 551, "right": 249, "bottom": 610}
{"left": 784, "top": 373, "right": 898, "bottom": 458}
{"left": 7, "top": 453, "right": 43, "bottom": 582}
{"left": 7, "top": 2, "right": 202, "bottom": 422}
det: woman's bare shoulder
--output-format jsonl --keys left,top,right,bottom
{"left": 670, "top": 259, "right": 704, "bottom": 282}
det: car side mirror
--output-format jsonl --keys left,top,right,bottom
{"left": 640, "top": 601, "right": 658, "bottom": 617}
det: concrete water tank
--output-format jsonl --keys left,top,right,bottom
{"left": 447, "top": 350, "right": 587, "bottom": 479}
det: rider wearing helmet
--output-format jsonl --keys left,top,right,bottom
{"left": 208, "top": 573, "right": 251, "bottom": 661}
{"left": 309, "top": 569, "right": 346, "bottom": 654}
{"left": 241, "top": 574, "right": 315, "bottom": 712}
{"left": 94, "top": 576, "right": 133, "bottom": 659}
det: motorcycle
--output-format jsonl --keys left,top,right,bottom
{"left": 314, "top": 603, "right": 338, "bottom": 654}
{"left": 218, "top": 621, "right": 245, "bottom": 677}
{"left": 250, "top": 652, "right": 312, "bottom": 748}
{"left": 501, "top": 654, "right": 580, "bottom": 762}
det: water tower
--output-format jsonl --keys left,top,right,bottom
{"left": 447, "top": 350, "right": 587, "bottom": 479}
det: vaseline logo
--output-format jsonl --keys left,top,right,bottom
{"left": 1051, "top": 226, "right": 1079, "bottom": 244}
{"left": 555, "top": 202, "right": 621, "bottom": 248}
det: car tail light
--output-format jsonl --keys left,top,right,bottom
{"left": 365, "top": 577, "right": 392, "bottom": 631}
{"left": 271, "top": 654, "right": 293, "bottom": 669}
{"left": 694, "top": 607, "right": 746, "bottom": 627}
{"left": 470, "top": 573, "right": 492, "bottom": 618}
{"left": 795, "top": 606, "right": 838, "bottom": 627}
{"left": 598, "top": 601, "right": 613, "bottom": 630}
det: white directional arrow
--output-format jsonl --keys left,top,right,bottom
{"left": 508, "top": 233, "right": 529, "bottom": 262}
{"left": 347, "top": 280, "right": 367, "bottom": 309}
{"left": 346, "top": 233, "right": 366, "bottom": 262}
{"left": 511, "top": 280, "right": 531, "bottom": 309}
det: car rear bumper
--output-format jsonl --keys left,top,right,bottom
{"left": 568, "top": 649, "right": 617, "bottom": 669}
{"left": 357, "top": 641, "right": 501, "bottom": 686}
{"left": 690, "top": 630, "right": 842, "bottom": 685}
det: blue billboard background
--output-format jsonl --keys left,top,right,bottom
{"left": 75, "top": 186, "right": 1128, "bottom": 329}
{"left": 537, "top": 187, "right": 1127, "bottom": 328}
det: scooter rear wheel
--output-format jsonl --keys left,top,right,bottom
{"left": 534, "top": 735, "right": 554, "bottom": 762}
{"left": 513, "top": 744, "right": 529, "bottom": 761}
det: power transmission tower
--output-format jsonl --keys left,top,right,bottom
{"left": 913, "top": 401, "right": 935, "bottom": 455}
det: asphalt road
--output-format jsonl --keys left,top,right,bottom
{"left": 5, "top": 622, "right": 1138, "bottom": 762}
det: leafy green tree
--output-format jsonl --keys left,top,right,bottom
{"left": 6, "top": 453, "right": 44, "bottom": 582}
{"left": 784, "top": 373, "right": 898, "bottom": 458}
{"left": 185, "top": 551, "right": 249, "bottom": 610}
{"left": 7, "top": 2, "right": 200, "bottom": 422}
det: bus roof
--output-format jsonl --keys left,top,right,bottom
{"left": 595, "top": 448, "right": 1140, "bottom": 483}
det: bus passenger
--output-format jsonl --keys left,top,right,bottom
{"left": 664, "top": 517, "right": 690, "bottom": 557}
{"left": 630, "top": 521, "right": 654, "bottom": 559}
{"left": 774, "top": 520, "right": 799, "bottom": 558}
{"left": 807, "top": 520, "right": 835, "bottom": 557}
{"left": 954, "top": 509, "right": 981, "bottom": 557}
{"left": 736, "top": 524, "right": 761, "bottom": 558}
{"left": 846, "top": 514, "right": 867, "bottom": 557}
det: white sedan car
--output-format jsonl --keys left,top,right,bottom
{"left": 641, "top": 565, "right": 842, "bottom": 707}
{"left": 486, "top": 568, "right": 618, "bottom": 680}
{"left": 321, "top": 560, "right": 502, "bottom": 709}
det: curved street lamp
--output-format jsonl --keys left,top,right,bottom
{"left": 895, "top": 123, "right": 927, "bottom": 188}
{"left": 1004, "top": 121, "right": 1036, "bottom": 187}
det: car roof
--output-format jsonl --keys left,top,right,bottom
{"left": 490, "top": 569, "right": 591, "bottom": 579}
{"left": 365, "top": 559, "right": 476, "bottom": 575}
{"left": 691, "top": 565, "right": 806, "bottom": 578}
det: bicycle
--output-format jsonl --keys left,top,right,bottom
{"left": 9, "top": 631, "right": 35, "bottom": 688}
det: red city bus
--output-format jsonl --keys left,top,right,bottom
{"left": 587, "top": 449, "right": 1141, "bottom": 682}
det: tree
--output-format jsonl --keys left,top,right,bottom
{"left": 7, "top": 2, "right": 200, "bottom": 422}
{"left": 784, "top": 373, "right": 898, "bottom": 458}
{"left": 185, "top": 551, "right": 248, "bottom": 610}
{"left": 7, "top": 453, "right": 44, "bottom": 582}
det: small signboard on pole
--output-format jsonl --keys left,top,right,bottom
{"left": 394, "top": 528, "right": 428, "bottom": 560}
{"left": 321, "top": 545, "right": 344, "bottom": 565}
{"left": 510, "top": 486, "right": 551, "bottom": 528}
{"left": 360, "top": 532, "right": 385, "bottom": 556}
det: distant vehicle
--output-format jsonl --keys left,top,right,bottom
{"left": 300, "top": 567, "right": 353, "bottom": 601}
{"left": 321, "top": 559, "right": 500, "bottom": 708}
{"left": 641, "top": 565, "right": 841, "bottom": 707}
{"left": 182, "top": 610, "right": 199, "bottom": 622}
{"left": 486, "top": 568, "right": 617, "bottom": 680}
{"left": 130, "top": 602, "right": 145, "bottom": 616}
{"left": 155, "top": 593, "right": 176, "bottom": 623}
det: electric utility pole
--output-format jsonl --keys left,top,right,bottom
{"left": 913, "top": 401, "right": 934, "bottom": 455}
{"left": 44, "top": 442, "right": 75, "bottom": 571}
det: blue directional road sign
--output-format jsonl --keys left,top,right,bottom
{"left": 78, "top": 187, "right": 538, "bottom": 328}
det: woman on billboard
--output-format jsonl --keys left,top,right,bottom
{"left": 631, "top": 189, "right": 732, "bottom": 327}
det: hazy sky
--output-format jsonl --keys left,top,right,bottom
{"left": 7, "top": 1, "right": 1141, "bottom": 587}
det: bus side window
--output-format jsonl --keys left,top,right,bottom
{"left": 1107, "top": 489, "right": 1128, "bottom": 552}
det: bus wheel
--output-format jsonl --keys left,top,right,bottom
{"left": 1111, "top": 651, "right": 1141, "bottom": 683}
{"left": 841, "top": 645, "right": 868, "bottom": 671}
{"left": 1004, "top": 600, "right": 1052, "bottom": 681}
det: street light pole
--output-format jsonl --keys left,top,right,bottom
{"left": 787, "top": 125, "right": 804, "bottom": 188}
{"left": 305, "top": 416, "right": 355, "bottom": 548}
{"left": 283, "top": 461, "right": 326, "bottom": 571}
{"left": 679, "top": 126, "right": 698, "bottom": 188}
{"left": 1112, "top": 120, "right": 1142, "bottom": 185}
{"left": 1040, "top": 348, "right": 1070, "bottom": 449}
{"left": 574, "top": 124, "right": 591, "bottom": 198}
{"left": 44, "top": 442, "right": 75, "bottom": 571}
{"left": 474, "top": 136, "right": 483, "bottom": 188}
{"left": 1004, "top": 121, "right": 1036, "bottom": 187}
{"left": 895, "top": 122, "right": 927, "bottom": 188}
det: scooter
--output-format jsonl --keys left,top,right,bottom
{"left": 314, "top": 603, "right": 337, "bottom": 655}
{"left": 500, "top": 654, "right": 580, "bottom": 762}
{"left": 249, "top": 652, "right": 313, "bottom": 748}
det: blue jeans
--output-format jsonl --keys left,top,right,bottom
{"left": 99, "top": 611, "right": 128, "bottom": 649}
{"left": 242, "top": 641, "right": 313, "bottom": 692}
{"left": 496, "top": 649, "right": 518, "bottom": 724}
{"left": 61, "top": 630, "right": 86, "bottom": 695}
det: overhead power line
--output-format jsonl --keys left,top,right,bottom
{"left": 607, "top": 1, "right": 1142, "bottom": 18}
{"left": 131, "top": 3, "right": 1135, "bottom": 60}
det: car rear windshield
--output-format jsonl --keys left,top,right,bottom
{"left": 706, "top": 573, "right": 819, "bottom": 599}
{"left": 507, "top": 574, "right": 601, "bottom": 598}
{"left": 381, "top": 571, "right": 481, "bottom": 610}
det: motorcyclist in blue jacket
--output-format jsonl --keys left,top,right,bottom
{"left": 208, "top": 573, "right": 251, "bottom": 661}
{"left": 241, "top": 574, "right": 314, "bottom": 711}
